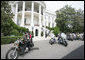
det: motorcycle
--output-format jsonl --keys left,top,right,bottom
{"left": 5, "top": 38, "right": 34, "bottom": 59}
{"left": 58, "top": 37, "right": 68, "bottom": 47}
{"left": 79, "top": 33, "right": 84, "bottom": 41}
{"left": 49, "top": 38, "right": 56, "bottom": 45}
{"left": 67, "top": 34, "right": 74, "bottom": 41}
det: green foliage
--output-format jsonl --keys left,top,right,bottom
{"left": 72, "top": 9, "right": 84, "bottom": 33}
{"left": 19, "top": 27, "right": 28, "bottom": 33}
{"left": 10, "top": 29, "right": 19, "bottom": 36}
{"left": 46, "top": 26, "right": 54, "bottom": 31}
{"left": 56, "top": 5, "right": 84, "bottom": 33}
{"left": 46, "top": 26, "right": 60, "bottom": 36}
{"left": 1, "top": 36, "right": 23, "bottom": 45}
{"left": 1, "top": 1, "right": 28, "bottom": 36}
{"left": 1, "top": 1, "right": 14, "bottom": 36}
{"left": 53, "top": 26, "right": 60, "bottom": 36}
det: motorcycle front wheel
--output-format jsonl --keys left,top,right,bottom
{"left": 63, "top": 41, "right": 68, "bottom": 47}
{"left": 6, "top": 47, "right": 18, "bottom": 59}
{"left": 49, "top": 39, "right": 54, "bottom": 45}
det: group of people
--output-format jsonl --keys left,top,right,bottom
{"left": 48, "top": 31, "right": 67, "bottom": 43}
{"left": 67, "top": 33, "right": 84, "bottom": 40}
{"left": 23, "top": 31, "right": 32, "bottom": 42}
{"left": 19, "top": 31, "right": 33, "bottom": 54}
{"left": 48, "top": 31, "right": 84, "bottom": 42}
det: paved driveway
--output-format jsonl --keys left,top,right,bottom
{"left": 1, "top": 38, "right": 84, "bottom": 59}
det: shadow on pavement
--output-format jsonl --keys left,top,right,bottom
{"left": 31, "top": 47, "right": 39, "bottom": 51}
{"left": 20, "top": 47, "right": 39, "bottom": 56}
{"left": 62, "top": 45, "right": 84, "bottom": 59}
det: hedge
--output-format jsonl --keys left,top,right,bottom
{"left": 1, "top": 36, "right": 23, "bottom": 45}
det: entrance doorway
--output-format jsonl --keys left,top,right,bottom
{"left": 35, "top": 29, "right": 38, "bottom": 36}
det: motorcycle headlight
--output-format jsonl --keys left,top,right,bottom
{"left": 14, "top": 43, "right": 19, "bottom": 46}
{"left": 14, "top": 40, "right": 19, "bottom": 46}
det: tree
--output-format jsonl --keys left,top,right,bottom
{"left": 1, "top": 1, "right": 14, "bottom": 36}
{"left": 56, "top": 5, "right": 84, "bottom": 33}
{"left": 72, "top": 9, "right": 84, "bottom": 33}
{"left": 1, "top": 1, "right": 28, "bottom": 36}
{"left": 56, "top": 5, "right": 76, "bottom": 33}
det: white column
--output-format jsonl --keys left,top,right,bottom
{"left": 15, "top": 3, "right": 18, "bottom": 24}
{"left": 50, "top": 16, "right": 52, "bottom": 28}
{"left": 46, "top": 15, "right": 49, "bottom": 26}
{"left": 54, "top": 17, "right": 56, "bottom": 27}
{"left": 51, "top": 16, "right": 52, "bottom": 28}
{"left": 39, "top": 5, "right": 41, "bottom": 27}
{"left": 49, "top": 16, "right": 51, "bottom": 27}
{"left": 46, "top": 16, "right": 48, "bottom": 26}
{"left": 43, "top": 8, "right": 45, "bottom": 38}
{"left": 31, "top": 1, "right": 34, "bottom": 28}
{"left": 31, "top": 1, "right": 34, "bottom": 37}
{"left": 21, "top": 1, "right": 25, "bottom": 27}
{"left": 39, "top": 4, "right": 41, "bottom": 37}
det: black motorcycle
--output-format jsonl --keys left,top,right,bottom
{"left": 49, "top": 38, "right": 56, "bottom": 45}
{"left": 67, "top": 34, "right": 74, "bottom": 41}
{"left": 58, "top": 37, "right": 68, "bottom": 47}
{"left": 5, "top": 38, "right": 34, "bottom": 59}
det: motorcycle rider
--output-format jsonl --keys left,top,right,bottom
{"left": 20, "top": 31, "right": 33, "bottom": 54}
{"left": 25, "top": 31, "right": 32, "bottom": 51}
{"left": 28, "top": 32, "right": 32, "bottom": 42}
{"left": 21, "top": 32, "right": 30, "bottom": 54}
{"left": 28, "top": 32, "right": 34, "bottom": 47}
{"left": 49, "top": 31, "right": 56, "bottom": 42}
{"left": 58, "top": 32, "right": 67, "bottom": 43}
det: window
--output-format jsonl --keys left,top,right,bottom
{"left": 17, "top": 18, "right": 20, "bottom": 26}
{"left": 49, "top": 23, "right": 50, "bottom": 27}
{"left": 52, "top": 23, "right": 54, "bottom": 27}
{"left": 24, "top": 18, "right": 26, "bottom": 25}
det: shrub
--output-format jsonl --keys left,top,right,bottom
{"left": 46, "top": 26, "right": 60, "bottom": 37}
{"left": 53, "top": 26, "right": 60, "bottom": 36}
{"left": 1, "top": 36, "right": 23, "bottom": 45}
{"left": 18, "top": 33, "right": 23, "bottom": 36}
{"left": 19, "top": 27, "right": 28, "bottom": 33}
{"left": 10, "top": 29, "right": 19, "bottom": 36}
{"left": 46, "top": 26, "right": 54, "bottom": 31}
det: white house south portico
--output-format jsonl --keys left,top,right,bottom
{"left": 10, "top": 1, "right": 56, "bottom": 38}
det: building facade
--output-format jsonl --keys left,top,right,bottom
{"left": 9, "top": 1, "right": 56, "bottom": 38}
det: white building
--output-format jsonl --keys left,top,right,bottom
{"left": 9, "top": 1, "right": 56, "bottom": 38}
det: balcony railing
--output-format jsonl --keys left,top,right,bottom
{"left": 24, "top": 23, "right": 30, "bottom": 26}
{"left": 18, "top": 8, "right": 43, "bottom": 15}
{"left": 34, "top": 24, "right": 39, "bottom": 26}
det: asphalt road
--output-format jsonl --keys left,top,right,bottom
{"left": 1, "top": 38, "right": 84, "bottom": 59}
{"left": 62, "top": 45, "right": 84, "bottom": 59}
